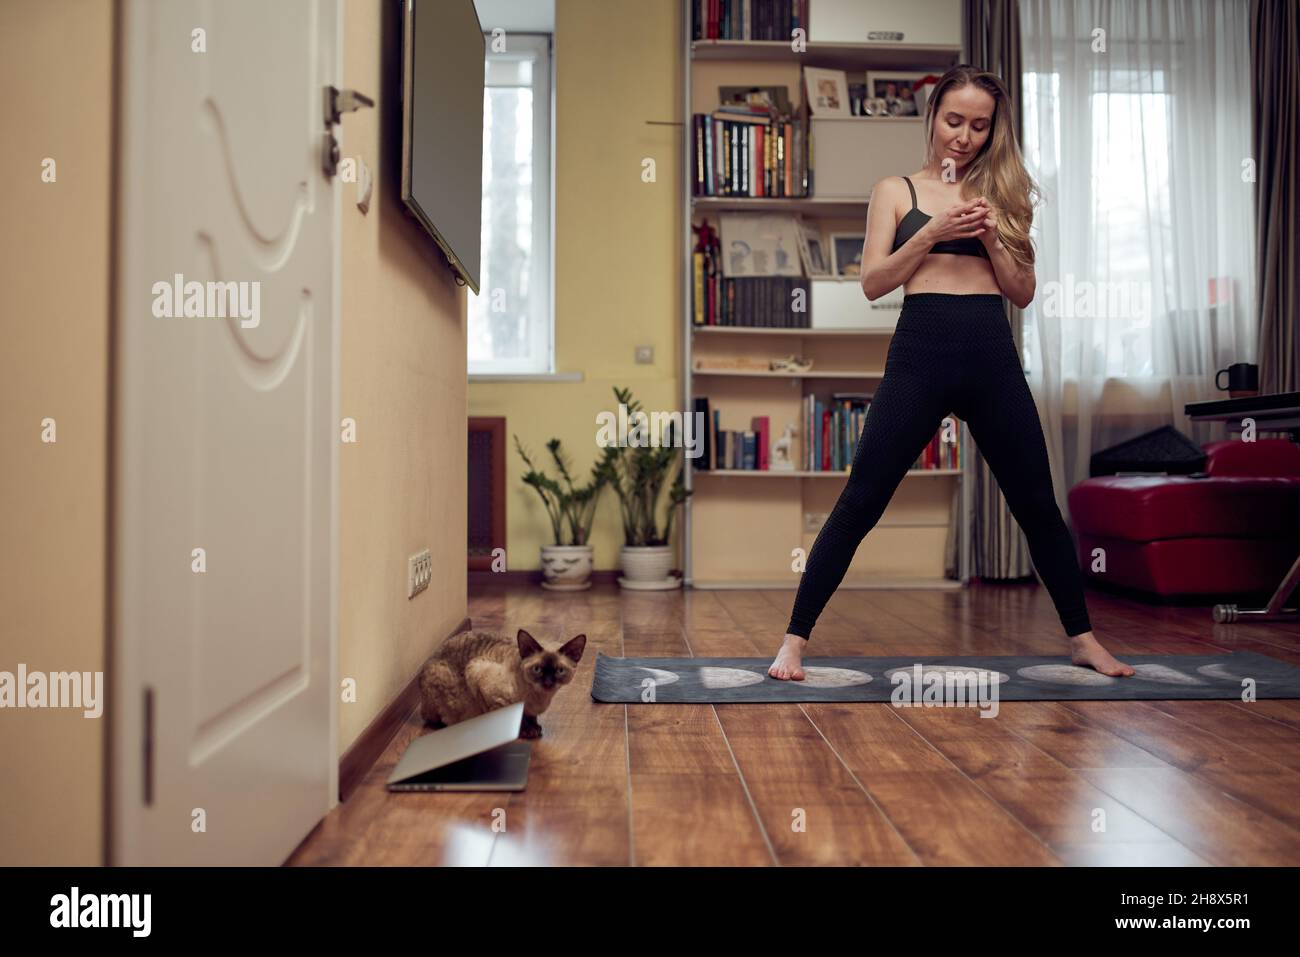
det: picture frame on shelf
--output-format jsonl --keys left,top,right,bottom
{"left": 829, "top": 232, "right": 865, "bottom": 279}
{"left": 865, "top": 71, "right": 938, "bottom": 117}
{"left": 803, "top": 66, "right": 851, "bottom": 118}
{"left": 719, "top": 214, "right": 804, "bottom": 278}
{"left": 798, "top": 223, "right": 830, "bottom": 277}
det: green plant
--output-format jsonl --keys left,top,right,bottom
{"left": 514, "top": 434, "right": 617, "bottom": 547}
{"left": 604, "top": 386, "right": 694, "bottom": 547}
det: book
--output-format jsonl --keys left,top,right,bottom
{"left": 715, "top": 409, "right": 723, "bottom": 468}
{"left": 694, "top": 0, "right": 808, "bottom": 42}
{"left": 750, "top": 415, "right": 769, "bottom": 469}
{"left": 692, "top": 108, "right": 808, "bottom": 198}
{"left": 694, "top": 397, "right": 712, "bottom": 470}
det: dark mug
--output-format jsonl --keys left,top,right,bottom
{"left": 1215, "top": 362, "right": 1258, "bottom": 396}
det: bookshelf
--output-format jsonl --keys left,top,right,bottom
{"left": 680, "top": 0, "right": 970, "bottom": 590}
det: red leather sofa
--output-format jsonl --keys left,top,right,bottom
{"left": 1068, "top": 438, "right": 1300, "bottom": 597}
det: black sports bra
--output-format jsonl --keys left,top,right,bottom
{"left": 890, "top": 175, "right": 990, "bottom": 259}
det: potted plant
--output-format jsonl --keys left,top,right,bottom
{"left": 603, "top": 386, "right": 693, "bottom": 590}
{"left": 514, "top": 435, "right": 617, "bottom": 590}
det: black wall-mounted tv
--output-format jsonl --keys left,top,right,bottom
{"left": 400, "top": 0, "right": 485, "bottom": 294}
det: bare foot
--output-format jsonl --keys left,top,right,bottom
{"left": 768, "top": 634, "right": 808, "bottom": 680}
{"left": 1069, "top": 632, "right": 1136, "bottom": 677}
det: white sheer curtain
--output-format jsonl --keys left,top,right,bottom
{"left": 1018, "top": 0, "right": 1257, "bottom": 517}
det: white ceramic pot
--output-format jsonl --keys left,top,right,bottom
{"left": 619, "top": 545, "right": 676, "bottom": 587}
{"left": 539, "top": 544, "right": 593, "bottom": 591}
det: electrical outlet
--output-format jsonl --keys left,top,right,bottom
{"left": 804, "top": 512, "right": 829, "bottom": 533}
{"left": 408, "top": 548, "right": 432, "bottom": 599}
{"left": 635, "top": 345, "right": 654, "bottom": 364}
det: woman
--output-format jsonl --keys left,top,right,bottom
{"left": 768, "top": 65, "right": 1135, "bottom": 681}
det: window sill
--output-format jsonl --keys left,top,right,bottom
{"left": 468, "top": 371, "right": 584, "bottom": 383}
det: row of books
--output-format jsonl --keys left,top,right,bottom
{"left": 804, "top": 393, "right": 870, "bottom": 471}
{"left": 693, "top": 274, "right": 813, "bottom": 327}
{"left": 692, "top": 399, "right": 769, "bottom": 470}
{"left": 803, "top": 393, "right": 964, "bottom": 472}
{"left": 693, "top": 0, "right": 810, "bottom": 41}
{"left": 692, "top": 109, "right": 809, "bottom": 198}
{"left": 688, "top": 396, "right": 964, "bottom": 472}
{"left": 919, "top": 423, "right": 965, "bottom": 470}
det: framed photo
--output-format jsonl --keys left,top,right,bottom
{"left": 718, "top": 214, "right": 804, "bottom": 278}
{"left": 792, "top": 221, "right": 830, "bottom": 277}
{"left": 801, "top": 224, "right": 830, "bottom": 277}
{"left": 803, "top": 67, "right": 851, "bottom": 118}
{"left": 864, "top": 71, "right": 933, "bottom": 117}
{"left": 829, "top": 232, "right": 865, "bottom": 279}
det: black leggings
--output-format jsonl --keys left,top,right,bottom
{"left": 786, "top": 293, "right": 1093, "bottom": 640}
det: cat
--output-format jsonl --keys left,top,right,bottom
{"left": 418, "top": 628, "right": 586, "bottom": 739}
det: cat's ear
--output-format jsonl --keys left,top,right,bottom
{"left": 558, "top": 633, "right": 587, "bottom": 664}
{"left": 517, "top": 629, "right": 544, "bottom": 658}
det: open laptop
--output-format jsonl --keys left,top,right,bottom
{"left": 386, "top": 702, "right": 532, "bottom": 792}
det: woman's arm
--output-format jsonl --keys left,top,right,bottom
{"left": 978, "top": 206, "right": 1035, "bottom": 308}
{"left": 859, "top": 178, "right": 928, "bottom": 300}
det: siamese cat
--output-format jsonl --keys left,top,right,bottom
{"left": 418, "top": 628, "right": 586, "bottom": 739}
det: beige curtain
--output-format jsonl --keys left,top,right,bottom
{"left": 948, "top": 0, "right": 1033, "bottom": 580}
{"left": 1252, "top": 0, "right": 1300, "bottom": 394}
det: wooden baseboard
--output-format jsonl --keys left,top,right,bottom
{"left": 468, "top": 569, "right": 626, "bottom": 588}
{"left": 337, "top": 615, "right": 471, "bottom": 802}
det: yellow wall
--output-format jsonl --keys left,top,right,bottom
{"left": 469, "top": 0, "right": 683, "bottom": 571}
{"left": 0, "top": 0, "right": 112, "bottom": 866}
{"left": 338, "top": 0, "right": 468, "bottom": 749}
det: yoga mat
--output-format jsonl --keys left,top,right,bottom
{"left": 590, "top": 650, "right": 1300, "bottom": 703}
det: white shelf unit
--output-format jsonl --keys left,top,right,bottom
{"left": 680, "top": 0, "right": 970, "bottom": 590}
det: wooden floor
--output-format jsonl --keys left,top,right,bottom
{"left": 289, "top": 580, "right": 1300, "bottom": 866}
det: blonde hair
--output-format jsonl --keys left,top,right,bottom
{"left": 922, "top": 65, "right": 1039, "bottom": 271}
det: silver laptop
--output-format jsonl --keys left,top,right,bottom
{"left": 386, "top": 702, "right": 531, "bottom": 792}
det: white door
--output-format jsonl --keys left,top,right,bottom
{"left": 112, "top": 0, "right": 340, "bottom": 865}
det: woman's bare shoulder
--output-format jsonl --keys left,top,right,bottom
{"left": 869, "top": 175, "right": 911, "bottom": 207}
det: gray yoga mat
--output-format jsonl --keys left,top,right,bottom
{"left": 590, "top": 650, "right": 1300, "bottom": 703}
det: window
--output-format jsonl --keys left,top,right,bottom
{"left": 469, "top": 33, "right": 553, "bottom": 375}
{"left": 1021, "top": 69, "right": 1172, "bottom": 378}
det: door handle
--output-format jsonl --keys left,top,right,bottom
{"left": 321, "top": 86, "right": 375, "bottom": 178}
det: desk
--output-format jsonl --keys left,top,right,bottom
{"left": 1186, "top": 391, "right": 1300, "bottom": 624}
